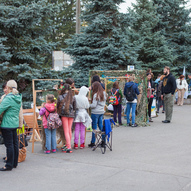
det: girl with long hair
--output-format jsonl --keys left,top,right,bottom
{"left": 57, "top": 84, "right": 76, "bottom": 153}
{"left": 88, "top": 82, "right": 106, "bottom": 148}
{"left": 147, "top": 73, "right": 155, "bottom": 122}
{"left": 111, "top": 81, "right": 123, "bottom": 125}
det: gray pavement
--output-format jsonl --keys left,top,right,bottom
{"left": 0, "top": 105, "right": 191, "bottom": 191}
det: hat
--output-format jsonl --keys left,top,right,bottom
{"left": 6, "top": 80, "right": 17, "bottom": 89}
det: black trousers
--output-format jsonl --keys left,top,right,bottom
{"left": 113, "top": 104, "right": 122, "bottom": 124}
{"left": 148, "top": 98, "right": 153, "bottom": 118}
{"left": 1, "top": 128, "right": 18, "bottom": 169}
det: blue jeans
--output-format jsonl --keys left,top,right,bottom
{"left": 44, "top": 128, "right": 57, "bottom": 151}
{"left": 126, "top": 103, "right": 137, "bottom": 125}
{"left": 91, "top": 114, "right": 105, "bottom": 143}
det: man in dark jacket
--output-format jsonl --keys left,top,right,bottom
{"left": 161, "top": 66, "right": 176, "bottom": 123}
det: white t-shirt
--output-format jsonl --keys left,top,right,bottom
{"left": 126, "top": 99, "right": 137, "bottom": 103}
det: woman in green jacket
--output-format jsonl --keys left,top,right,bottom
{"left": 0, "top": 80, "right": 22, "bottom": 171}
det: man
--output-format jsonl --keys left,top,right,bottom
{"left": 161, "top": 66, "right": 176, "bottom": 123}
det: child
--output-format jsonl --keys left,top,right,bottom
{"left": 57, "top": 84, "right": 76, "bottom": 153}
{"left": 74, "top": 86, "right": 92, "bottom": 149}
{"left": 111, "top": 81, "right": 123, "bottom": 125}
{"left": 39, "top": 94, "right": 57, "bottom": 154}
{"left": 88, "top": 82, "right": 107, "bottom": 148}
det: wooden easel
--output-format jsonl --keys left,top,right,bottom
{"left": 32, "top": 79, "right": 62, "bottom": 153}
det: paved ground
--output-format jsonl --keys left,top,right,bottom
{"left": 0, "top": 105, "right": 191, "bottom": 191}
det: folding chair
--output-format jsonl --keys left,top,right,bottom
{"left": 92, "top": 118, "right": 115, "bottom": 154}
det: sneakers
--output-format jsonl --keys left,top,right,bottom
{"left": 131, "top": 124, "right": 138, "bottom": 127}
{"left": 63, "top": 148, "right": 73, "bottom": 153}
{"left": 61, "top": 145, "right": 67, "bottom": 151}
{"left": 115, "top": 122, "right": 119, "bottom": 127}
{"left": 88, "top": 142, "right": 95, "bottom": 148}
{"left": 52, "top": 149, "right": 56, "bottom": 153}
{"left": 149, "top": 118, "right": 153, "bottom": 122}
{"left": 45, "top": 150, "right": 50, "bottom": 154}
{"left": 100, "top": 141, "right": 106, "bottom": 148}
{"left": 74, "top": 143, "right": 78, "bottom": 149}
{"left": 80, "top": 143, "right": 85, "bottom": 149}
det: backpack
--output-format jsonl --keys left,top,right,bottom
{"left": 109, "top": 89, "right": 120, "bottom": 105}
{"left": 125, "top": 84, "right": 135, "bottom": 102}
{"left": 45, "top": 108, "right": 62, "bottom": 129}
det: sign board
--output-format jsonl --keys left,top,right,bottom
{"left": 127, "top": 65, "right": 134, "bottom": 71}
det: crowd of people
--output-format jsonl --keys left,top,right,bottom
{"left": 0, "top": 66, "right": 189, "bottom": 171}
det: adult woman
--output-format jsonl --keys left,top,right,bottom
{"left": 91, "top": 75, "right": 105, "bottom": 90}
{"left": 147, "top": 73, "right": 155, "bottom": 122}
{"left": 176, "top": 75, "right": 188, "bottom": 106}
{"left": 157, "top": 75, "right": 165, "bottom": 113}
{"left": 124, "top": 76, "right": 140, "bottom": 127}
{"left": 88, "top": 82, "right": 106, "bottom": 147}
{"left": 111, "top": 81, "right": 123, "bottom": 125}
{"left": 0, "top": 80, "right": 22, "bottom": 171}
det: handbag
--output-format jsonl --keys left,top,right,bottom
{"left": 18, "top": 147, "right": 27, "bottom": 163}
{"left": 18, "top": 131, "right": 27, "bottom": 163}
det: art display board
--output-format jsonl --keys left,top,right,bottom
{"left": 89, "top": 70, "right": 148, "bottom": 126}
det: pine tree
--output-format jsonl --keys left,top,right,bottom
{"left": 0, "top": 35, "right": 11, "bottom": 63}
{"left": 64, "top": 0, "right": 135, "bottom": 85}
{"left": 127, "top": 0, "right": 173, "bottom": 73}
{"left": 152, "top": 0, "right": 191, "bottom": 74}
{"left": 0, "top": 0, "right": 57, "bottom": 68}
{"left": 0, "top": 0, "right": 59, "bottom": 107}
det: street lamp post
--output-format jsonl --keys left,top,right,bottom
{"left": 76, "top": 0, "right": 81, "bottom": 34}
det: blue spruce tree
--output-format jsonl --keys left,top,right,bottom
{"left": 0, "top": 0, "right": 58, "bottom": 107}
{"left": 127, "top": 0, "right": 173, "bottom": 73}
{"left": 152, "top": 0, "right": 191, "bottom": 74}
{"left": 64, "top": 0, "right": 135, "bottom": 85}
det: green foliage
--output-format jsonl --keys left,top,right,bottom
{"left": 0, "top": 0, "right": 58, "bottom": 67}
{"left": 0, "top": 0, "right": 61, "bottom": 107}
{"left": 127, "top": 0, "right": 174, "bottom": 73}
{"left": 153, "top": 0, "right": 191, "bottom": 74}
{"left": 64, "top": 0, "right": 135, "bottom": 86}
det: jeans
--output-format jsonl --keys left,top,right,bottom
{"left": 1, "top": 128, "right": 18, "bottom": 169}
{"left": 157, "top": 97, "right": 165, "bottom": 112}
{"left": 44, "top": 128, "right": 57, "bottom": 151}
{"left": 74, "top": 122, "right": 86, "bottom": 145}
{"left": 91, "top": 114, "right": 105, "bottom": 144}
{"left": 126, "top": 103, "right": 137, "bottom": 125}
{"left": 113, "top": 104, "right": 122, "bottom": 124}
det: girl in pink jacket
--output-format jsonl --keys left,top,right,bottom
{"left": 39, "top": 94, "right": 56, "bottom": 154}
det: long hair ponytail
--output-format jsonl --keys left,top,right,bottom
{"left": 58, "top": 83, "right": 73, "bottom": 115}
